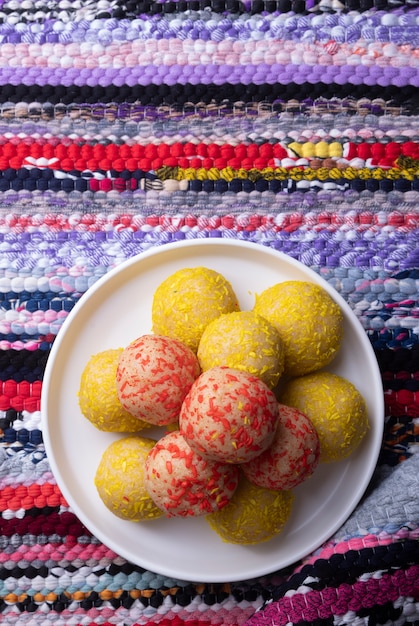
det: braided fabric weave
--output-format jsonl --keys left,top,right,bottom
{"left": 0, "top": 0, "right": 418, "bottom": 624}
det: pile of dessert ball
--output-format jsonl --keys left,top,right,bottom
{"left": 78, "top": 267, "right": 369, "bottom": 545}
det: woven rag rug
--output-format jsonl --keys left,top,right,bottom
{"left": 0, "top": 0, "right": 419, "bottom": 624}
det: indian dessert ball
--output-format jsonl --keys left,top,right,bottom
{"left": 95, "top": 436, "right": 163, "bottom": 522}
{"left": 253, "top": 280, "right": 344, "bottom": 377}
{"left": 197, "top": 311, "right": 285, "bottom": 389}
{"left": 116, "top": 334, "right": 201, "bottom": 426}
{"left": 179, "top": 366, "right": 279, "bottom": 464}
{"left": 79, "top": 349, "right": 151, "bottom": 432}
{"left": 144, "top": 431, "right": 240, "bottom": 518}
{"left": 206, "top": 475, "right": 294, "bottom": 544}
{"left": 279, "top": 371, "right": 369, "bottom": 463}
{"left": 241, "top": 404, "right": 320, "bottom": 490}
{"left": 151, "top": 266, "right": 240, "bottom": 353}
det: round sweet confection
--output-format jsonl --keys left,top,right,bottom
{"left": 79, "top": 349, "right": 151, "bottom": 432}
{"left": 151, "top": 266, "right": 240, "bottom": 353}
{"left": 116, "top": 334, "right": 201, "bottom": 426}
{"left": 179, "top": 366, "right": 279, "bottom": 464}
{"left": 279, "top": 372, "right": 369, "bottom": 463}
{"left": 206, "top": 475, "right": 294, "bottom": 544}
{"left": 253, "top": 280, "right": 344, "bottom": 377}
{"left": 241, "top": 404, "right": 320, "bottom": 490}
{"left": 144, "top": 431, "right": 240, "bottom": 518}
{"left": 95, "top": 436, "right": 163, "bottom": 522}
{"left": 197, "top": 310, "right": 285, "bottom": 389}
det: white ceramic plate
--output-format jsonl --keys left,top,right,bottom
{"left": 41, "top": 239, "right": 384, "bottom": 583}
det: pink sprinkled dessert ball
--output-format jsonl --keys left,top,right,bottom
{"left": 144, "top": 431, "right": 239, "bottom": 518}
{"left": 116, "top": 334, "right": 201, "bottom": 426}
{"left": 179, "top": 366, "right": 279, "bottom": 464}
{"left": 241, "top": 404, "right": 320, "bottom": 491}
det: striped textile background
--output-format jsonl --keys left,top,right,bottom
{"left": 0, "top": 0, "right": 418, "bottom": 624}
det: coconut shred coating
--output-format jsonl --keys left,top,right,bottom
{"left": 280, "top": 371, "right": 369, "bottom": 463}
{"left": 197, "top": 311, "right": 285, "bottom": 389}
{"left": 254, "top": 281, "right": 344, "bottom": 377}
{"left": 151, "top": 266, "right": 240, "bottom": 353}
{"left": 79, "top": 348, "right": 151, "bottom": 432}
{"left": 95, "top": 436, "right": 163, "bottom": 522}
{"left": 206, "top": 476, "right": 294, "bottom": 545}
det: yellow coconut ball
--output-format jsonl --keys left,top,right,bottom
{"left": 152, "top": 266, "right": 240, "bottom": 352}
{"left": 95, "top": 436, "right": 164, "bottom": 522}
{"left": 279, "top": 371, "right": 369, "bottom": 463}
{"left": 79, "top": 349, "right": 151, "bottom": 432}
{"left": 206, "top": 475, "right": 294, "bottom": 544}
{"left": 197, "top": 311, "right": 285, "bottom": 389}
{"left": 253, "top": 281, "right": 343, "bottom": 377}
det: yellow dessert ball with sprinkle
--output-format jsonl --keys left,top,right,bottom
{"left": 279, "top": 371, "right": 369, "bottom": 463}
{"left": 206, "top": 475, "right": 294, "bottom": 544}
{"left": 79, "top": 349, "right": 151, "bottom": 432}
{"left": 95, "top": 436, "right": 163, "bottom": 522}
{"left": 152, "top": 266, "right": 240, "bottom": 352}
{"left": 197, "top": 311, "right": 285, "bottom": 389}
{"left": 253, "top": 280, "right": 343, "bottom": 377}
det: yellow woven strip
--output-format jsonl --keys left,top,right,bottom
{"left": 156, "top": 165, "right": 419, "bottom": 182}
